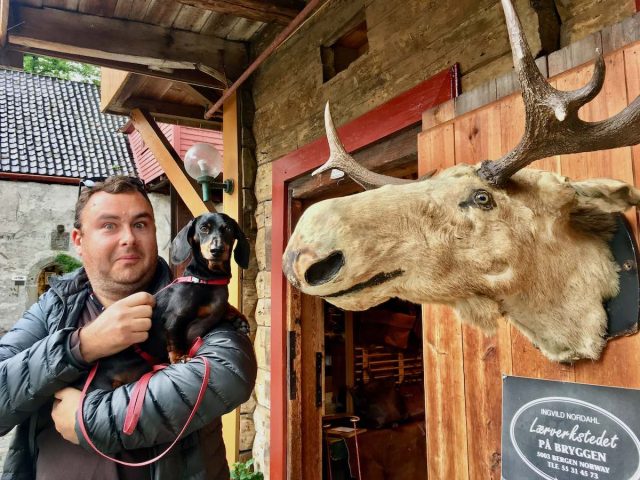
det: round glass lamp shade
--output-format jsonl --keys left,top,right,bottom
{"left": 184, "top": 143, "right": 222, "bottom": 179}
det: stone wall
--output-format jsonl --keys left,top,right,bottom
{"left": 248, "top": 0, "right": 636, "bottom": 477}
{"left": 0, "top": 179, "right": 170, "bottom": 333}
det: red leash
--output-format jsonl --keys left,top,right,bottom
{"left": 77, "top": 338, "right": 209, "bottom": 467}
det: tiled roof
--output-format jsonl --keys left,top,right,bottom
{"left": 0, "top": 68, "right": 136, "bottom": 179}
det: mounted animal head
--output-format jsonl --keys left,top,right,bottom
{"left": 171, "top": 212, "right": 250, "bottom": 273}
{"left": 283, "top": 0, "right": 640, "bottom": 363}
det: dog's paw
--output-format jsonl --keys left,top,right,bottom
{"left": 169, "top": 350, "right": 187, "bottom": 364}
{"left": 232, "top": 317, "right": 251, "bottom": 335}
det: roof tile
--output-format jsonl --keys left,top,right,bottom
{"left": 0, "top": 68, "right": 136, "bottom": 179}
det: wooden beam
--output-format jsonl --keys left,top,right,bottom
{"left": 100, "top": 68, "right": 132, "bottom": 112}
{"left": 11, "top": 44, "right": 227, "bottom": 88}
{"left": 0, "top": 47, "right": 23, "bottom": 69}
{"left": 177, "top": 0, "right": 304, "bottom": 26}
{"left": 183, "top": 84, "right": 218, "bottom": 108}
{"left": 121, "top": 98, "right": 222, "bottom": 129}
{"left": 123, "top": 98, "right": 216, "bottom": 122}
{"left": 221, "top": 90, "right": 241, "bottom": 467}
{"left": 8, "top": 6, "right": 247, "bottom": 78}
{"left": 129, "top": 109, "right": 210, "bottom": 217}
{"left": 0, "top": 0, "right": 8, "bottom": 48}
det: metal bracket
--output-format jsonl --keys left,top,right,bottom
{"left": 605, "top": 213, "right": 640, "bottom": 338}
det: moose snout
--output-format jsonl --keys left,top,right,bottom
{"left": 305, "top": 251, "right": 345, "bottom": 286}
{"left": 283, "top": 247, "right": 345, "bottom": 288}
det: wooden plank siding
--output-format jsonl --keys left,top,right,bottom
{"left": 417, "top": 41, "right": 640, "bottom": 479}
{"left": 128, "top": 123, "right": 223, "bottom": 184}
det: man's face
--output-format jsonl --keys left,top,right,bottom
{"left": 71, "top": 191, "right": 158, "bottom": 298}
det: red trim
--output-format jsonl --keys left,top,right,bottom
{"left": 269, "top": 66, "right": 458, "bottom": 480}
{"left": 0, "top": 172, "right": 80, "bottom": 185}
{"left": 636, "top": 0, "right": 640, "bottom": 12}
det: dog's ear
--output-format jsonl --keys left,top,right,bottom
{"left": 170, "top": 219, "right": 195, "bottom": 265}
{"left": 227, "top": 216, "right": 250, "bottom": 269}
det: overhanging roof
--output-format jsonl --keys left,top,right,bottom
{"left": 0, "top": 0, "right": 310, "bottom": 127}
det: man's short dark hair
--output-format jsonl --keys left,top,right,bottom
{"left": 74, "top": 176, "right": 152, "bottom": 229}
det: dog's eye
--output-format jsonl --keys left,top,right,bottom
{"left": 199, "top": 225, "right": 210, "bottom": 234}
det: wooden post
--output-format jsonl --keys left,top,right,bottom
{"left": 221, "top": 91, "right": 241, "bottom": 466}
{"left": 0, "top": 0, "right": 9, "bottom": 48}
{"left": 129, "top": 109, "right": 209, "bottom": 216}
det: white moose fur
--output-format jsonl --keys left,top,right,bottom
{"left": 284, "top": 164, "right": 640, "bottom": 362}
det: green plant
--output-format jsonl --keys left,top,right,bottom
{"left": 54, "top": 253, "right": 83, "bottom": 273}
{"left": 230, "top": 459, "right": 263, "bottom": 480}
{"left": 23, "top": 54, "right": 101, "bottom": 85}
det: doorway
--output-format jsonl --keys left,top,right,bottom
{"left": 286, "top": 125, "right": 427, "bottom": 479}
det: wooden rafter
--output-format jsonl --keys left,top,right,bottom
{"left": 7, "top": 6, "right": 247, "bottom": 79}
{"left": 0, "top": 0, "right": 9, "bottom": 48}
{"left": 12, "top": 44, "right": 226, "bottom": 89}
{"left": 123, "top": 98, "right": 222, "bottom": 128}
{"left": 177, "top": 0, "right": 304, "bottom": 25}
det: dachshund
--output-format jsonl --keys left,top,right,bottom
{"left": 160, "top": 212, "right": 250, "bottom": 363}
{"left": 92, "top": 212, "right": 250, "bottom": 390}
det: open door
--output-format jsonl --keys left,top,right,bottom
{"left": 284, "top": 126, "right": 427, "bottom": 479}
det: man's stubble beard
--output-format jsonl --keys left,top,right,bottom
{"left": 90, "top": 264, "right": 157, "bottom": 300}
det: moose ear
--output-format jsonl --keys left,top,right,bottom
{"left": 170, "top": 219, "right": 195, "bottom": 265}
{"left": 570, "top": 179, "right": 640, "bottom": 213}
{"left": 229, "top": 217, "right": 250, "bottom": 269}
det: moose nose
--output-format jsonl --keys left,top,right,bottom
{"left": 304, "top": 251, "right": 345, "bottom": 286}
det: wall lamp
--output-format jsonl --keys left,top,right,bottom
{"left": 184, "top": 142, "right": 233, "bottom": 201}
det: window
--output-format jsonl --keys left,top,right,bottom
{"left": 321, "top": 13, "right": 368, "bottom": 82}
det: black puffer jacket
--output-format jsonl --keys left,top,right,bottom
{"left": 0, "top": 259, "right": 257, "bottom": 480}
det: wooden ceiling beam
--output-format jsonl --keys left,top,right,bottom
{"left": 0, "top": 0, "right": 9, "bottom": 48}
{"left": 7, "top": 6, "right": 247, "bottom": 79}
{"left": 177, "top": 0, "right": 304, "bottom": 26}
{"left": 122, "top": 97, "right": 223, "bottom": 128}
{"left": 9, "top": 45, "right": 227, "bottom": 89}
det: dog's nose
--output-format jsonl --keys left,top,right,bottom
{"left": 210, "top": 247, "right": 225, "bottom": 257}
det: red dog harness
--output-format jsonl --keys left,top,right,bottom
{"left": 77, "top": 274, "right": 231, "bottom": 466}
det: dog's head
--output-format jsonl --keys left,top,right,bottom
{"left": 170, "top": 213, "right": 250, "bottom": 272}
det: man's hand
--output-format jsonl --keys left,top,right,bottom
{"left": 79, "top": 292, "right": 155, "bottom": 362}
{"left": 52, "top": 388, "right": 82, "bottom": 445}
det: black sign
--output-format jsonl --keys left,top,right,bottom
{"left": 502, "top": 376, "right": 640, "bottom": 480}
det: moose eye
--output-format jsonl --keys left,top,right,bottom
{"left": 473, "top": 190, "right": 494, "bottom": 210}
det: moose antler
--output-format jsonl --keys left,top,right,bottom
{"left": 312, "top": 103, "right": 418, "bottom": 190}
{"left": 477, "top": 0, "right": 640, "bottom": 186}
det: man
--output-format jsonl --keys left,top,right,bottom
{"left": 0, "top": 176, "right": 257, "bottom": 480}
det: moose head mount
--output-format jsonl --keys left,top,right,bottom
{"left": 283, "top": 0, "right": 640, "bottom": 363}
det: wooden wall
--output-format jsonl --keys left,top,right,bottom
{"left": 252, "top": 0, "right": 634, "bottom": 168}
{"left": 418, "top": 40, "right": 640, "bottom": 480}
